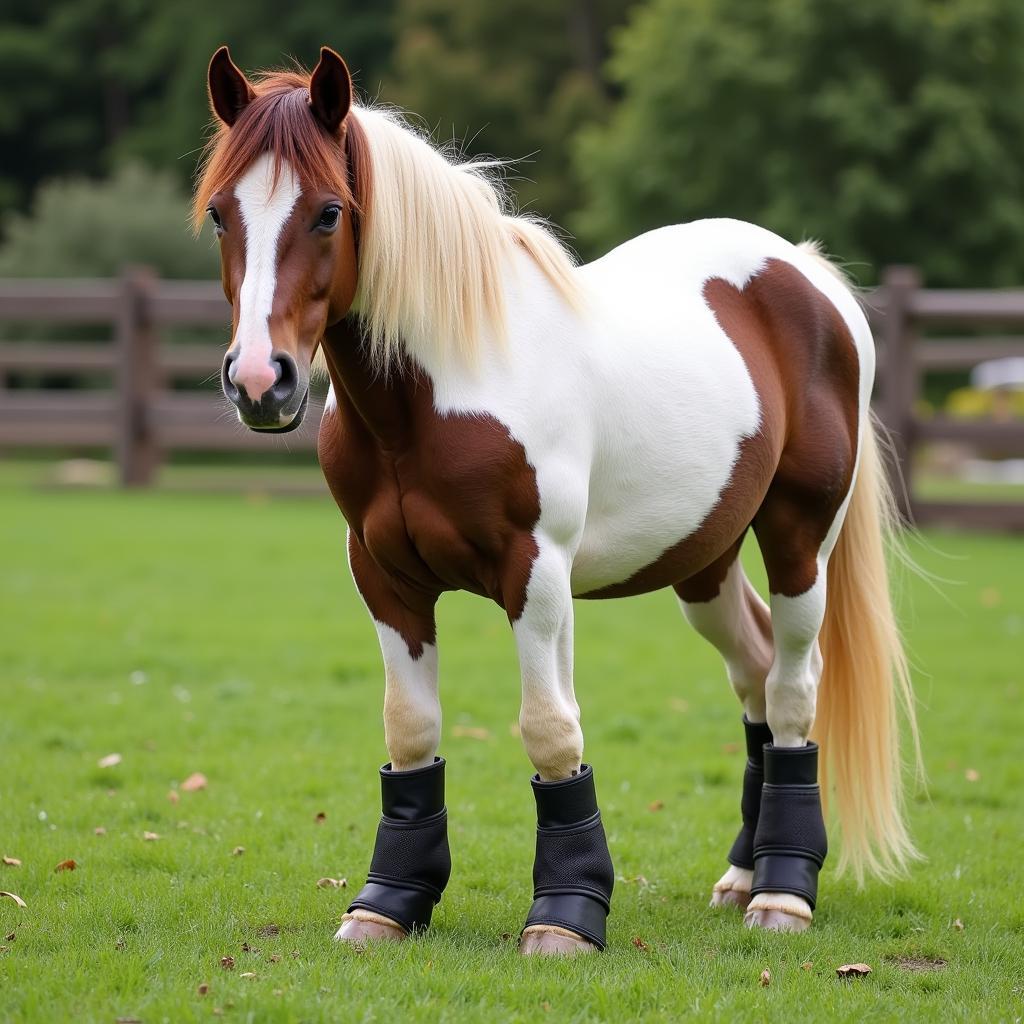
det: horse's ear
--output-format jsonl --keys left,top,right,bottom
{"left": 208, "top": 46, "right": 254, "bottom": 127}
{"left": 309, "top": 46, "right": 353, "bottom": 135}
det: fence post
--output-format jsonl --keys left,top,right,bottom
{"left": 115, "top": 265, "right": 159, "bottom": 487}
{"left": 877, "top": 265, "right": 920, "bottom": 522}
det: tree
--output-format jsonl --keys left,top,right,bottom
{"left": 572, "top": 0, "right": 1024, "bottom": 284}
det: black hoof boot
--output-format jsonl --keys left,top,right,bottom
{"left": 727, "top": 716, "right": 774, "bottom": 870}
{"left": 750, "top": 742, "right": 827, "bottom": 910}
{"left": 346, "top": 757, "right": 451, "bottom": 934}
{"left": 522, "top": 765, "right": 614, "bottom": 950}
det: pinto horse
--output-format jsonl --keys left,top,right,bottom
{"left": 196, "top": 46, "right": 918, "bottom": 954}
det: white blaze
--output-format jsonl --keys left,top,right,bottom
{"left": 231, "top": 153, "right": 302, "bottom": 400}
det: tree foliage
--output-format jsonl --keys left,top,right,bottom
{"left": 573, "top": 0, "right": 1024, "bottom": 284}
{"left": 2, "top": 0, "right": 1023, "bottom": 285}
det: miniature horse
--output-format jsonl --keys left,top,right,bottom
{"left": 195, "top": 46, "right": 918, "bottom": 954}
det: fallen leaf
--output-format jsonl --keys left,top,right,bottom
{"left": 167, "top": 790, "right": 180, "bottom": 805}
{"left": 181, "top": 772, "right": 208, "bottom": 792}
{"left": 197, "top": 983, "right": 209, "bottom": 996}
{"left": 315, "top": 812, "right": 327, "bottom": 824}
{"left": 54, "top": 859, "right": 77, "bottom": 872}
{"left": 143, "top": 831, "right": 160, "bottom": 842}
{"left": 953, "top": 918, "right": 964, "bottom": 931}
{"left": 269, "top": 954, "right": 282, "bottom": 963}
{"left": 801, "top": 961, "right": 813, "bottom": 971}
{"left": 290, "top": 950, "right": 300, "bottom": 959}
{"left": 316, "top": 877, "right": 345, "bottom": 889}
{"left": 648, "top": 800, "right": 664, "bottom": 812}
{"left": 541, "top": 1002, "right": 551, "bottom": 1012}
{"left": 1, "top": 857, "right": 20, "bottom": 867}
{"left": 232, "top": 846, "right": 245, "bottom": 856}
{"left": 115, "top": 939, "right": 126, "bottom": 950}
{"left": 241, "top": 942, "right": 252, "bottom": 953}
{"left": 721, "top": 742, "right": 740, "bottom": 755}
{"left": 632, "top": 936, "right": 649, "bottom": 951}
{"left": 759, "top": 968, "right": 771, "bottom": 987}
{"left": 452, "top": 725, "right": 491, "bottom": 740}
{"left": 258, "top": 924, "right": 280, "bottom": 937}
{"left": 5, "top": 932, "right": 15, "bottom": 941}
{"left": 93, "top": 827, "right": 106, "bottom": 836}
{"left": 965, "top": 768, "right": 980, "bottom": 783}
{"left": 272, "top": 989, "right": 284, "bottom": 997}
{"left": 980, "top": 587, "right": 1001, "bottom": 608}
{"left": 98, "top": 753, "right": 122, "bottom": 768}
{"left": 240, "top": 972, "right": 257, "bottom": 979}
{"left": 213, "top": 1009, "right": 223, "bottom": 1017}
{"left": 220, "top": 956, "right": 235, "bottom": 970}
{"left": 836, "top": 963, "right": 872, "bottom": 978}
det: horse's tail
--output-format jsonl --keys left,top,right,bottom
{"left": 814, "top": 406, "right": 921, "bottom": 883}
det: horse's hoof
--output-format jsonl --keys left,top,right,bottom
{"left": 744, "top": 893, "right": 813, "bottom": 932}
{"left": 519, "top": 925, "right": 597, "bottom": 956}
{"left": 710, "top": 865, "right": 753, "bottom": 911}
{"left": 710, "top": 886, "right": 752, "bottom": 911}
{"left": 334, "top": 911, "right": 407, "bottom": 944}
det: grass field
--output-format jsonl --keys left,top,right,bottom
{"left": 2, "top": 470, "right": 1023, "bottom": 1022}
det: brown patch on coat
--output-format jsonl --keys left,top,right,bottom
{"left": 584, "top": 258, "right": 861, "bottom": 602}
{"left": 318, "top": 320, "right": 541, "bottom": 656}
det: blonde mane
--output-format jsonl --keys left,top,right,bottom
{"left": 348, "top": 106, "right": 581, "bottom": 373}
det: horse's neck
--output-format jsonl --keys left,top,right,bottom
{"left": 324, "top": 251, "right": 579, "bottom": 443}
{"left": 321, "top": 318, "right": 412, "bottom": 447}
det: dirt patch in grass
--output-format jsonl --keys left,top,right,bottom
{"left": 891, "top": 956, "right": 948, "bottom": 973}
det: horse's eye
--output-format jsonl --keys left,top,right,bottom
{"left": 207, "top": 206, "right": 223, "bottom": 233}
{"left": 317, "top": 205, "right": 341, "bottom": 232}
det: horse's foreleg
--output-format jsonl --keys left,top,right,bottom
{"left": 336, "top": 535, "right": 448, "bottom": 944}
{"left": 510, "top": 539, "right": 614, "bottom": 956}
{"left": 676, "top": 545, "right": 774, "bottom": 912}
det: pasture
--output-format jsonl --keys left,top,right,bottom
{"left": 1, "top": 469, "right": 1022, "bottom": 1022}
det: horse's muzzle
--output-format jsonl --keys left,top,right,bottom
{"left": 222, "top": 349, "right": 308, "bottom": 432}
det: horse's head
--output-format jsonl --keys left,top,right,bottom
{"left": 198, "top": 47, "right": 363, "bottom": 432}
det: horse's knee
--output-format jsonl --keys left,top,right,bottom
{"left": 520, "top": 700, "right": 583, "bottom": 781}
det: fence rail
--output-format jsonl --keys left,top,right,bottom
{"left": 1, "top": 266, "right": 1023, "bottom": 528}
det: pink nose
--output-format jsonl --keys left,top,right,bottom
{"left": 229, "top": 354, "right": 277, "bottom": 401}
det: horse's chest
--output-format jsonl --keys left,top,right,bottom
{"left": 320, "top": 404, "right": 541, "bottom": 604}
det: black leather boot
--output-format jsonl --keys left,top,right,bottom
{"left": 750, "top": 742, "right": 828, "bottom": 909}
{"left": 522, "top": 765, "right": 614, "bottom": 950}
{"left": 347, "top": 756, "right": 451, "bottom": 933}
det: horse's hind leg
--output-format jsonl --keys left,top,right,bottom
{"left": 743, "top": 435, "right": 855, "bottom": 932}
{"left": 675, "top": 540, "right": 774, "bottom": 911}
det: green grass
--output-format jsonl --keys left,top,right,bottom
{"left": 1, "top": 471, "right": 1023, "bottom": 1022}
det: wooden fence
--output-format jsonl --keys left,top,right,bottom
{"left": 868, "top": 266, "right": 1024, "bottom": 530}
{"left": 1, "top": 266, "right": 1023, "bottom": 528}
